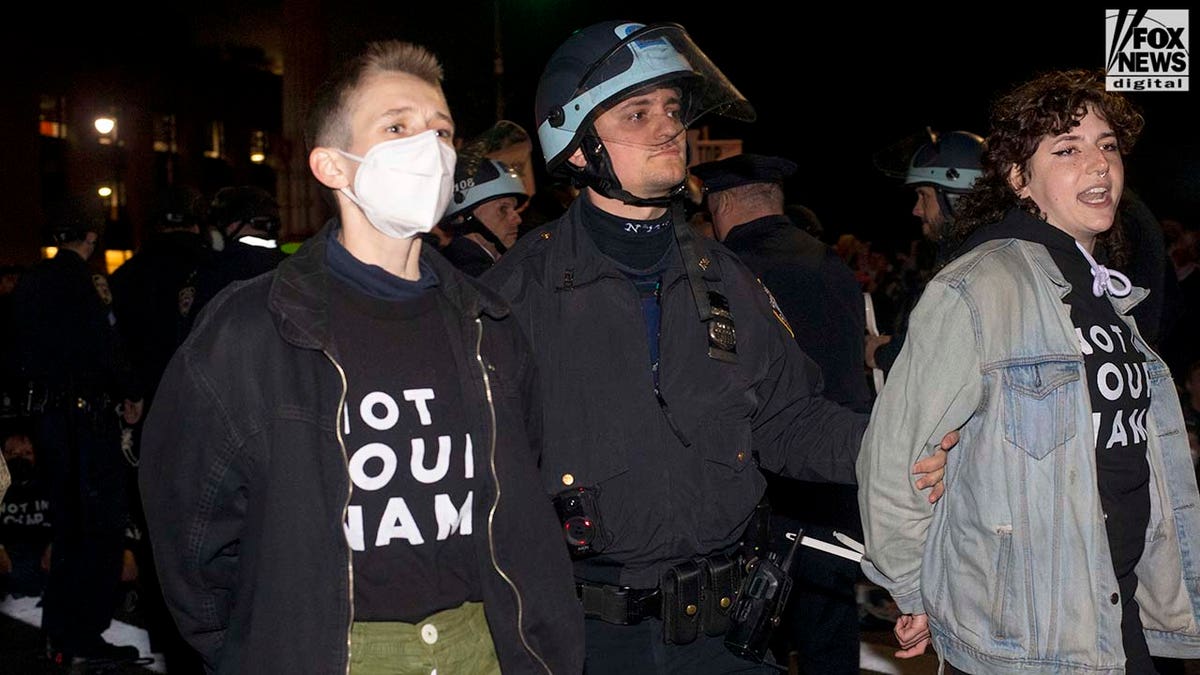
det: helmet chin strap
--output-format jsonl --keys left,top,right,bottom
{"left": 462, "top": 214, "right": 508, "bottom": 255}
{"left": 575, "top": 132, "right": 689, "bottom": 207}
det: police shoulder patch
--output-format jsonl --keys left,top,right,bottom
{"left": 757, "top": 278, "right": 794, "bottom": 339}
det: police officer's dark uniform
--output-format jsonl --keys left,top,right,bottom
{"left": 693, "top": 154, "right": 870, "bottom": 674}
{"left": 11, "top": 199, "right": 142, "bottom": 665}
{"left": 189, "top": 185, "right": 287, "bottom": 324}
{"left": 482, "top": 21, "right": 869, "bottom": 674}
{"left": 109, "top": 186, "right": 208, "bottom": 404}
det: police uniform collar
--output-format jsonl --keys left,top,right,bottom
{"left": 550, "top": 197, "right": 687, "bottom": 290}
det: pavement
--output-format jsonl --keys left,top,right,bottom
{"left": 1, "top": 595, "right": 161, "bottom": 673}
{"left": 0, "top": 592, "right": 932, "bottom": 675}
{"left": 3, "top": 591, "right": 1198, "bottom": 674}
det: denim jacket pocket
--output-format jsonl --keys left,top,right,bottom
{"left": 1002, "top": 360, "right": 1080, "bottom": 459}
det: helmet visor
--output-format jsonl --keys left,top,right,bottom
{"left": 541, "top": 23, "right": 755, "bottom": 168}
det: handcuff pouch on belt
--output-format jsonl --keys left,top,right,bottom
{"left": 578, "top": 551, "right": 743, "bottom": 644}
{"left": 661, "top": 553, "right": 742, "bottom": 643}
{"left": 660, "top": 559, "right": 702, "bottom": 644}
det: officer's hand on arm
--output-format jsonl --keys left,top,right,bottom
{"left": 893, "top": 613, "right": 932, "bottom": 658}
{"left": 122, "top": 399, "right": 144, "bottom": 425}
{"left": 912, "top": 430, "right": 959, "bottom": 503}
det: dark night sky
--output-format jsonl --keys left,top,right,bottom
{"left": 358, "top": 2, "right": 1198, "bottom": 249}
{"left": 12, "top": 3, "right": 1198, "bottom": 250}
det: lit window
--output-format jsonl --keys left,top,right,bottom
{"left": 38, "top": 94, "right": 67, "bottom": 138}
{"left": 204, "top": 120, "right": 225, "bottom": 159}
{"left": 153, "top": 114, "right": 177, "bottom": 153}
{"left": 250, "top": 130, "right": 267, "bottom": 163}
{"left": 104, "top": 249, "right": 133, "bottom": 275}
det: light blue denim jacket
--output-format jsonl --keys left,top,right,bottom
{"left": 858, "top": 237, "right": 1200, "bottom": 673}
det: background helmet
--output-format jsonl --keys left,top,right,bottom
{"left": 45, "top": 194, "right": 104, "bottom": 245}
{"left": 904, "top": 129, "right": 984, "bottom": 194}
{"left": 902, "top": 127, "right": 979, "bottom": 192}
{"left": 874, "top": 128, "right": 984, "bottom": 222}
{"left": 535, "top": 21, "right": 755, "bottom": 179}
{"left": 209, "top": 185, "right": 281, "bottom": 238}
{"left": 443, "top": 159, "right": 529, "bottom": 223}
{"left": 151, "top": 184, "right": 206, "bottom": 231}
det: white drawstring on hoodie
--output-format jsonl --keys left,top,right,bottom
{"left": 1075, "top": 241, "right": 1132, "bottom": 298}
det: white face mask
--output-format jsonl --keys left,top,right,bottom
{"left": 338, "top": 129, "right": 457, "bottom": 239}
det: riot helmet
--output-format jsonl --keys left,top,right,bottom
{"left": 875, "top": 128, "right": 984, "bottom": 223}
{"left": 45, "top": 194, "right": 103, "bottom": 245}
{"left": 904, "top": 129, "right": 984, "bottom": 195}
{"left": 442, "top": 159, "right": 528, "bottom": 254}
{"left": 535, "top": 21, "right": 755, "bottom": 205}
{"left": 152, "top": 185, "right": 206, "bottom": 231}
{"left": 444, "top": 159, "right": 529, "bottom": 222}
{"left": 209, "top": 185, "right": 281, "bottom": 242}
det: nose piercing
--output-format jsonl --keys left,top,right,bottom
{"left": 1098, "top": 167, "right": 1108, "bottom": 177}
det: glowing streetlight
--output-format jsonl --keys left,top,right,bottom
{"left": 97, "top": 186, "right": 113, "bottom": 198}
{"left": 94, "top": 117, "right": 116, "bottom": 135}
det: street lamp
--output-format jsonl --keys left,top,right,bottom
{"left": 94, "top": 116, "right": 117, "bottom": 145}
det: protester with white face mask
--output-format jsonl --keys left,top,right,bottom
{"left": 338, "top": 128, "right": 458, "bottom": 240}
{"left": 137, "top": 39, "right": 584, "bottom": 675}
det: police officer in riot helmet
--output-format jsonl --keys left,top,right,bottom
{"left": 481, "top": 21, "right": 955, "bottom": 673}
{"left": 903, "top": 129, "right": 984, "bottom": 244}
{"left": 869, "top": 129, "right": 984, "bottom": 376}
{"left": 207, "top": 184, "right": 283, "bottom": 251}
{"left": 189, "top": 185, "right": 287, "bottom": 325}
{"left": 439, "top": 158, "right": 529, "bottom": 277}
{"left": 873, "top": 128, "right": 984, "bottom": 248}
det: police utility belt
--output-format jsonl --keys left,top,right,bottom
{"left": 21, "top": 381, "right": 116, "bottom": 430}
{"left": 24, "top": 382, "right": 112, "bottom": 414}
{"left": 576, "top": 550, "right": 743, "bottom": 644}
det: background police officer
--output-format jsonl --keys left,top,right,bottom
{"left": 440, "top": 158, "right": 529, "bottom": 276}
{"left": 11, "top": 195, "right": 144, "bottom": 667}
{"left": 693, "top": 153, "right": 871, "bottom": 674}
{"left": 869, "top": 129, "right": 984, "bottom": 375}
{"left": 189, "top": 184, "right": 287, "bottom": 323}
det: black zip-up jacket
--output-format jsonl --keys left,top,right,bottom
{"left": 482, "top": 198, "right": 869, "bottom": 589}
{"left": 140, "top": 222, "right": 584, "bottom": 674}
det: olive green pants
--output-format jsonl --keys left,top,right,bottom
{"left": 350, "top": 602, "right": 500, "bottom": 675}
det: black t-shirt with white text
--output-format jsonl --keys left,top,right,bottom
{"left": 329, "top": 269, "right": 482, "bottom": 623}
{"left": 1050, "top": 237, "right": 1154, "bottom": 675}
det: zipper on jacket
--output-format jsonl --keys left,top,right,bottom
{"left": 475, "top": 318, "right": 553, "bottom": 674}
{"left": 323, "top": 349, "right": 355, "bottom": 675}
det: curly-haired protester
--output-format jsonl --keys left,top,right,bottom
{"left": 857, "top": 68, "right": 1200, "bottom": 674}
